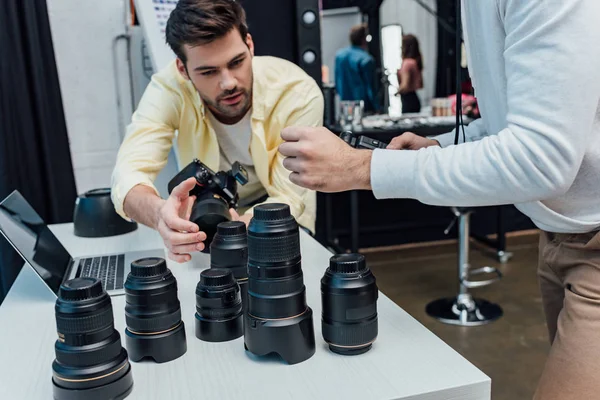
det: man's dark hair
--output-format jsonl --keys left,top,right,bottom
{"left": 349, "top": 23, "right": 368, "bottom": 47}
{"left": 165, "top": 0, "right": 248, "bottom": 63}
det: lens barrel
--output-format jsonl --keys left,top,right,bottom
{"left": 321, "top": 254, "right": 378, "bottom": 355}
{"left": 210, "top": 221, "right": 248, "bottom": 313}
{"left": 244, "top": 203, "right": 315, "bottom": 365}
{"left": 124, "top": 257, "right": 187, "bottom": 363}
{"left": 52, "top": 277, "right": 133, "bottom": 400}
{"left": 191, "top": 192, "right": 232, "bottom": 251}
{"left": 195, "top": 268, "right": 244, "bottom": 342}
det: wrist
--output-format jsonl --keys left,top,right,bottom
{"left": 349, "top": 149, "right": 372, "bottom": 190}
{"left": 150, "top": 197, "right": 167, "bottom": 230}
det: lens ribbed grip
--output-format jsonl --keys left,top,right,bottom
{"left": 196, "top": 307, "right": 242, "bottom": 319}
{"left": 322, "top": 315, "right": 378, "bottom": 347}
{"left": 248, "top": 275, "right": 305, "bottom": 295}
{"left": 126, "top": 309, "right": 181, "bottom": 333}
{"left": 55, "top": 336, "right": 124, "bottom": 367}
{"left": 56, "top": 308, "right": 113, "bottom": 334}
{"left": 248, "top": 233, "right": 300, "bottom": 263}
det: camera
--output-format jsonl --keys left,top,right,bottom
{"left": 168, "top": 159, "right": 248, "bottom": 248}
{"left": 340, "top": 131, "right": 388, "bottom": 150}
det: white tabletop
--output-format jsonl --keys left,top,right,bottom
{"left": 0, "top": 223, "right": 490, "bottom": 400}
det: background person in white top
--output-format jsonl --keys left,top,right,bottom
{"left": 279, "top": 1, "right": 600, "bottom": 398}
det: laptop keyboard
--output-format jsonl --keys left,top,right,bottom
{"left": 79, "top": 255, "right": 125, "bottom": 291}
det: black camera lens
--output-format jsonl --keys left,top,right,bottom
{"left": 52, "top": 278, "right": 133, "bottom": 400}
{"left": 124, "top": 257, "right": 187, "bottom": 363}
{"left": 191, "top": 192, "right": 232, "bottom": 250}
{"left": 195, "top": 268, "right": 244, "bottom": 342}
{"left": 321, "top": 254, "right": 378, "bottom": 355}
{"left": 244, "top": 203, "right": 315, "bottom": 365}
{"left": 210, "top": 221, "right": 248, "bottom": 312}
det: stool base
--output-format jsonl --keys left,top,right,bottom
{"left": 426, "top": 297, "right": 502, "bottom": 326}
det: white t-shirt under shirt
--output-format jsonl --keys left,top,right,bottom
{"left": 206, "top": 109, "right": 267, "bottom": 208}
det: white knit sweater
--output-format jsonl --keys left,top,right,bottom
{"left": 370, "top": 0, "right": 600, "bottom": 233}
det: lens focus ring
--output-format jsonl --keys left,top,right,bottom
{"left": 248, "top": 274, "right": 305, "bottom": 296}
{"left": 248, "top": 234, "right": 300, "bottom": 263}
{"left": 54, "top": 333, "right": 124, "bottom": 367}
{"left": 56, "top": 307, "right": 114, "bottom": 335}
{"left": 125, "top": 308, "right": 181, "bottom": 333}
{"left": 322, "top": 315, "right": 378, "bottom": 347}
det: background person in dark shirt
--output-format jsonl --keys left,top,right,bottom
{"left": 334, "top": 23, "right": 379, "bottom": 112}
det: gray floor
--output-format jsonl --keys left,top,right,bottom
{"left": 364, "top": 233, "right": 549, "bottom": 400}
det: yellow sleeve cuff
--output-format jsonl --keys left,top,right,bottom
{"left": 111, "top": 172, "right": 160, "bottom": 222}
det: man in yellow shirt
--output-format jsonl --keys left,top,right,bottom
{"left": 111, "top": 0, "right": 322, "bottom": 262}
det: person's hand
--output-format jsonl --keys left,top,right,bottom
{"left": 386, "top": 132, "right": 440, "bottom": 150}
{"left": 157, "top": 177, "right": 206, "bottom": 263}
{"left": 229, "top": 208, "right": 252, "bottom": 226}
{"left": 279, "top": 126, "right": 372, "bottom": 192}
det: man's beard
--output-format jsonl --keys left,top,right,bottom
{"left": 203, "top": 87, "right": 252, "bottom": 121}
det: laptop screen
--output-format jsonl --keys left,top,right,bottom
{"left": 0, "top": 191, "right": 72, "bottom": 295}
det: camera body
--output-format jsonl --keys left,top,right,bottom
{"left": 168, "top": 159, "right": 248, "bottom": 249}
{"left": 340, "top": 130, "right": 387, "bottom": 150}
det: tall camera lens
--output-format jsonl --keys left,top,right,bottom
{"left": 124, "top": 257, "right": 187, "bottom": 363}
{"left": 52, "top": 278, "right": 133, "bottom": 400}
{"left": 195, "top": 268, "right": 243, "bottom": 342}
{"left": 210, "top": 221, "right": 248, "bottom": 313}
{"left": 244, "top": 203, "right": 315, "bottom": 365}
{"left": 321, "top": 254, "right": 378, "bottom": 355}
{"left": 191, "top": 192, "right": 232, "bottom": 249}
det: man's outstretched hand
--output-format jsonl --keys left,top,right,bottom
{"left": 279, "top": 126, "right": 372, "bottom": 192}
{"left": 157, "top": 177, "right": 206, "bottom": 263}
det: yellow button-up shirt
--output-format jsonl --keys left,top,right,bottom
{"left": 111, "top": 56, "right": 323, "bottom": 232}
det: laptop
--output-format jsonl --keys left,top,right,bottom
{"left": 0, "top": 190, "right": 164, "bottom": 297}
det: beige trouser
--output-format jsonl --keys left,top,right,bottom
{"left": 534, "top": 230, "right": 600, "bottom": 400}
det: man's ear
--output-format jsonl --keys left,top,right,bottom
{"left": 176, "top": 58, "right": 190, "bottom": 80}
{"left": 246, "top": 33, "right": 255, "bottom": 57}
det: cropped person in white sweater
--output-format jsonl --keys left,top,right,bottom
{"left": 279, "top": 1, "right": 600, "bottom": 398}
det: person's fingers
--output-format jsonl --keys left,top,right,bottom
{"left": 387, "top": 132, "right": 417, "bottom": 150}
{"left": 171, "top": 177, "right": 198, "bottom": 201}
{"left": 170, "top": 242, "right": 205, "bottom": 255}
{"left": 163, "top": 229, "right": 206, "bottom": 247}
{"left": 289, "top": 171, "right": 319, "bottom": 189}
{"left": 281, "top": 126, "right": 304, "bottom": 142}
{"left": 163, "top": 208, "right": 199, "bottom": 232}
{"left": 386, "top": 137, "right": 409, "bottom": 150}
{"left": 278, "top": 142, "right": 306, "bottom": 157}
{"left": 282, "top": 157, "right": 304, "bottom": 173}
{"left": 184, "top": 195, "right": 196, "bottom": 221}
{"left": 229, "top": 208, "right": 241, "bottom": 220}
{"left": 167, "top": 251, "right": 191, "bottom": 263}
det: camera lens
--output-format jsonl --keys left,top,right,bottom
{"left": 244, "top": 203, "right": 315, "bottom": 365}
{"left": 191, "top": 192, "right": 232, "bottom": 250}
{"left": 195, "top": 268, "right": 243, "bottom": 342}
{"left": 52, "top": 277, "right": 133, "bottom": 400}
{"left": 321, "top": 254, "right": 378, "bottom": 355}
{"left": 124, "top": 257, "right": 187, "bottom": 363}
{"left": 210, "top": 221, "right": 248, "bottom": 312}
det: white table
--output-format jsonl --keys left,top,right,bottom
{"left": 0, "top": 223, "right": 490, "bottom": 400}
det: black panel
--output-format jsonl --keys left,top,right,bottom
{"left": 295, "top": 0, "right": 323, "bottom": 85}
{"left": 240, "top": 0, "right": 297, "bottom": 62}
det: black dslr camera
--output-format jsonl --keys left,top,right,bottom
{"left": 340, "top": 131, "right": 388, "bottom": 150}
{"left": 168, "top": 159, "right": 248, "bottom": 249}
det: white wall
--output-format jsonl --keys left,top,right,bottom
{"left": 46, "top": 0, "right": 133, "bottom": 195}
{"left": 380, "top": 0, "right": 438, "bottom": 106}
